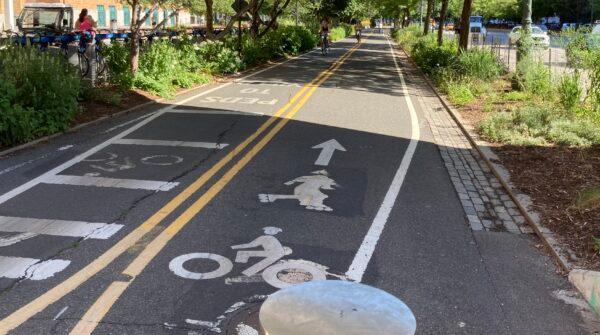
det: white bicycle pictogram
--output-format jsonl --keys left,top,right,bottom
{"left": 168, "top": 227, "right": 328, "bottom": 288}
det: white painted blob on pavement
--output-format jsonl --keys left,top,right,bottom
{"left": 258, "top": 170, "right": 338, "bottom": 212}
{"left": 0, "top": 256, "right": 70, "bottom": 280}
{"left": 345, "top": 36, "right": 421, "bottom": 283}
{"left": 311, "top": 139, "right": 346, "bottom": 166}
{"left": 41, "top": 175, "right": 179, "bottom": 191}
{"left": 236, "top": 323, "right": 259, "bottom": 335}
{"left": 169, "top": 253, "right": 234, "bottom": 280}
{"left": 114, "top": 139, "right": 229, "bottom": 150}
{"left": 0, "top": 216, "right": 123, "bottom": 240}
{"left": 53, "top": 306, "right": 69, "bottom": 320}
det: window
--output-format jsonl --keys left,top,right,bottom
{"left": 144, "top": 8, "right": 150, "bottom": 26}
{"left": 97, "top": 5, "right": 106, "bottom": 27}
{"left": 152, "top": 9, "right": 159, "bottom": 26}
{"left": 171, "top": 13, "right": 176, "bottom": 26}
{"left": 163, "top": 10, "right": 169, "bottom": 26}
{"left": 109, "top": 5, "right": 117, "bottom": 25}
{"left": 123, "top": 6, "right": 130, "bottom": 26}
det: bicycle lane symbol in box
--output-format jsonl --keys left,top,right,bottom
{"left": 169, "top": 227, "right": 336, "bottom": 288}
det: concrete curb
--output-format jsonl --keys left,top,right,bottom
{"left": 392, "top": 43, "right": 574, "bottom": 273}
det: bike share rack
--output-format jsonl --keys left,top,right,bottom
{"left": 0, "top": 28, "right": 227, "bottom": 85}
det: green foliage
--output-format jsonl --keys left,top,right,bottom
{"left": 454, "top": 49, "right": 502, "bottom": 81}
{"left": 242, "top": 26, "right": 318, "bottom": 66}
{"left": 446, "top": 81, "right": 475, "bottom": 106}
{"left": 329, "top": 27, "right": 347, "bottom": 41}
{"left": 514, "top": 58, "right": 551, "bottom": 95}
{"left": 0, "top": 46, "right": 80, "bottom": 146}
{"left": 197, "top": 40, "right": 245, "bottom": 75}
{"left": 101, "top": 42, "right": 134, "bottom": 88}
{"left": 575, "top": 187, "right": 600, "bottom": 211}
{"left": 479, "top": 105, "right": 600, "bottom": 146}
{"left": 410, "top": 35, "right": 457, "bottom": 75}
{"left": 558, "top": 72, "right": 582, "bottom": 113}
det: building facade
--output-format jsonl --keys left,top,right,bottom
{"left": 1, "top": 0, "right": 201, "bottom": 31}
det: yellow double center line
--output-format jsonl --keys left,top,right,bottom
{"left": 0, "top": 40, "right": 362, "bottom": 334}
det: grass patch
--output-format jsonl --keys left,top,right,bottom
{"left": 574, "top": 187, "right": 600, "bottom": 211}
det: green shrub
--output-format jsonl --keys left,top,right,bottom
{"left": 455, "top": 49, "right": 502, "bottom": 81}
{"left": 514, "top": 58, "right": 551, "bottom": 94}
{"left": 558, "top": 71, "right": 582, "bottom": 113}
{"left": 410, "top": 36, "right": 457, "bottom": 75}
{"left": 547, "top": 119, "right": 600, "bottom": 146}
{"left": 446, "top": 81, "right": 475, "bottom": 106}
{"left": 329, "top": 27, "right": 346, "bottom": 41}
{"left": 101, "top": 41, "right": 134, "bottom": 88}
{"left": 586, "top": 50, "right": 600, "bottom": 115}
{"left": 197, "top": 40, "right": 245, "bottom": 74}
{"left": 0, "top": 46, "right": 80, "bottom": 145}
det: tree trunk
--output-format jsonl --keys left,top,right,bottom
{"left": 517, "top": 0, "right": 533, "bottom": 62}
{"left": 437, "top": 0, "right": 449, "bottom": 46}
{"left": 458, "top": 0, "right": 473, "bottom": 51}
{"left": 129, "top": 2, "right": 140, "bottom": 75}
{"left": 404, "top": 8, "right": 410, "bottom": 27}
{"left": 205, "top": 0, "right": 214, "bottom": 38}
{"left": 423, "top": 0, "right": 434, "bottom": 35}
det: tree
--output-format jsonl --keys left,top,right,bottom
{"left": 423, "top": 0, "right": 434, "bottom": 35}
{"left": 458, "top": 0, "right": 473, "bottom": 51}
{"left": 437, "top": 0, "right": 449, "bottom": 46}
{"left": 517, "top": 0, "right": 532, "bottom": 61}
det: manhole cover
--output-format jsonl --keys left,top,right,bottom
{"left": 276, "top": 268, "right": 314, "bottom": 285}
{"left": 223, "top": 300, "right": 266, "bottom": 335}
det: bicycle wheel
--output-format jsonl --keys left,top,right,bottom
{"left": 78, "top": 53, "right": 90, "bottom": 77}
{"left": 96, "top": 54, "right": 107, "bottom": 77}
{"left": 169, "top": 253, "right": 233, "bottom": 280}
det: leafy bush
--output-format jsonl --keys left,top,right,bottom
{"left": 410, "top": 36, "right": 457, "bottom": 75}
{"left": 242, "top": 26, "right": 317, "bottom": 66}
{"left": 446, "top": 81, "right": 475, "bottom": 106}
{"left": 0, "top": 46, "right": 80, "bottom": 145}
{"left": 514, "top": 58, "right": 551, "bottom": 94}
{"left": 329, "top": 27, "right": 346, "bottom": 41}
{"left": 479, "top": 105, "right": 600, "bottom": 146}
{"left": 558, "top": 71, "right": 582, "bottom": 113}
{"left": 197, "top": 40, "right": 245, "bottom": 75}
{"left": 454, "top": 49, "right": 502, "bottom": 80}
{"left": 101, "top": 41, "right": 134, "bottom": 87}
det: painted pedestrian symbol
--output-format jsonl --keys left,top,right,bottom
{"left": 169, "top": 227, "right": 328, "bottom": 288}
{"left": 258, "top": 170, "right": 338, "bottom": 212}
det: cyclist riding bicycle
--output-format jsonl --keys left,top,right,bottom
{"left": 320, "top": 18, "right": 330, "bottom": 55}
{"left": 355, "top": 20, "right": 363, "bottom": 43}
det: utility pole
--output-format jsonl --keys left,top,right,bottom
{"left": 3, "top": 0, "right": 14, "bottom": 31}
{"left": 592, "top": 0, "right": 595, "bottom": 23}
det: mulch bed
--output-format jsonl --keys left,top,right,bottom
{"left": 494, "top": 145, "right": 600, "bottom": 269}
{"left": 74, "top": 88, "right": 154, "bottom": 125}
{"left": 456, "top": 96, "right": 600, "bottom": 270}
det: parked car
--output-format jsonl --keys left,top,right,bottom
{"left": 16, "top": 3, "right": 74, "bottom": 34}
{"left": 593, "top": 24, "right": 600, "bottom": 34}
{"left": 445, "top": 21, "right": 455, "bottom": 31}
{"left": 509, "top": 25, "right": 550, "bottom": 48}
{"left": 469, "top": 15, "right": 487, "bottom": 37}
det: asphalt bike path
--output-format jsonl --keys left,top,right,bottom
{"left": 0, "top": 33, "right": 591, "bottom": 334}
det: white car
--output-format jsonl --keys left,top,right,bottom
{"left": 509, "top": 25, "right": 550, "bottom": 48}
{"left": 593, "top": 24, "right": 600, "bottom": 34}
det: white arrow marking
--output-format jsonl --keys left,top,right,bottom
{"left": 311, "top": 139, "right": 346, "bottom": 166}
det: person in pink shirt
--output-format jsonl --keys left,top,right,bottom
{"left": 74, "top": 9, "right": 97, "bottom": 32}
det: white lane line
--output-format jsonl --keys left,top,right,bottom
{"left": 0, "top": 256, "right": 70, "bottom": 280}
{"left": 168, "top": 109, "right": 264, "bottom": 116}
{"left": 0, "top": 216, "right": 123, "bottom": 239}
{"left": 42, "top": 175, "right": 179, "bottom": 191}
{"left": 346, "top": 35, "right": 421, "bottom": 283}
{"left": 53, "top": 306, "right": 69, "bottom": 320}
{"left": 114, "top": 138, "right": 229, "bottom": 149}
{"left": 0, "top": 49, "right": 308, "bottom": 206}
{"left": 102, "top": 113, "right": 157, "bottom": 134}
